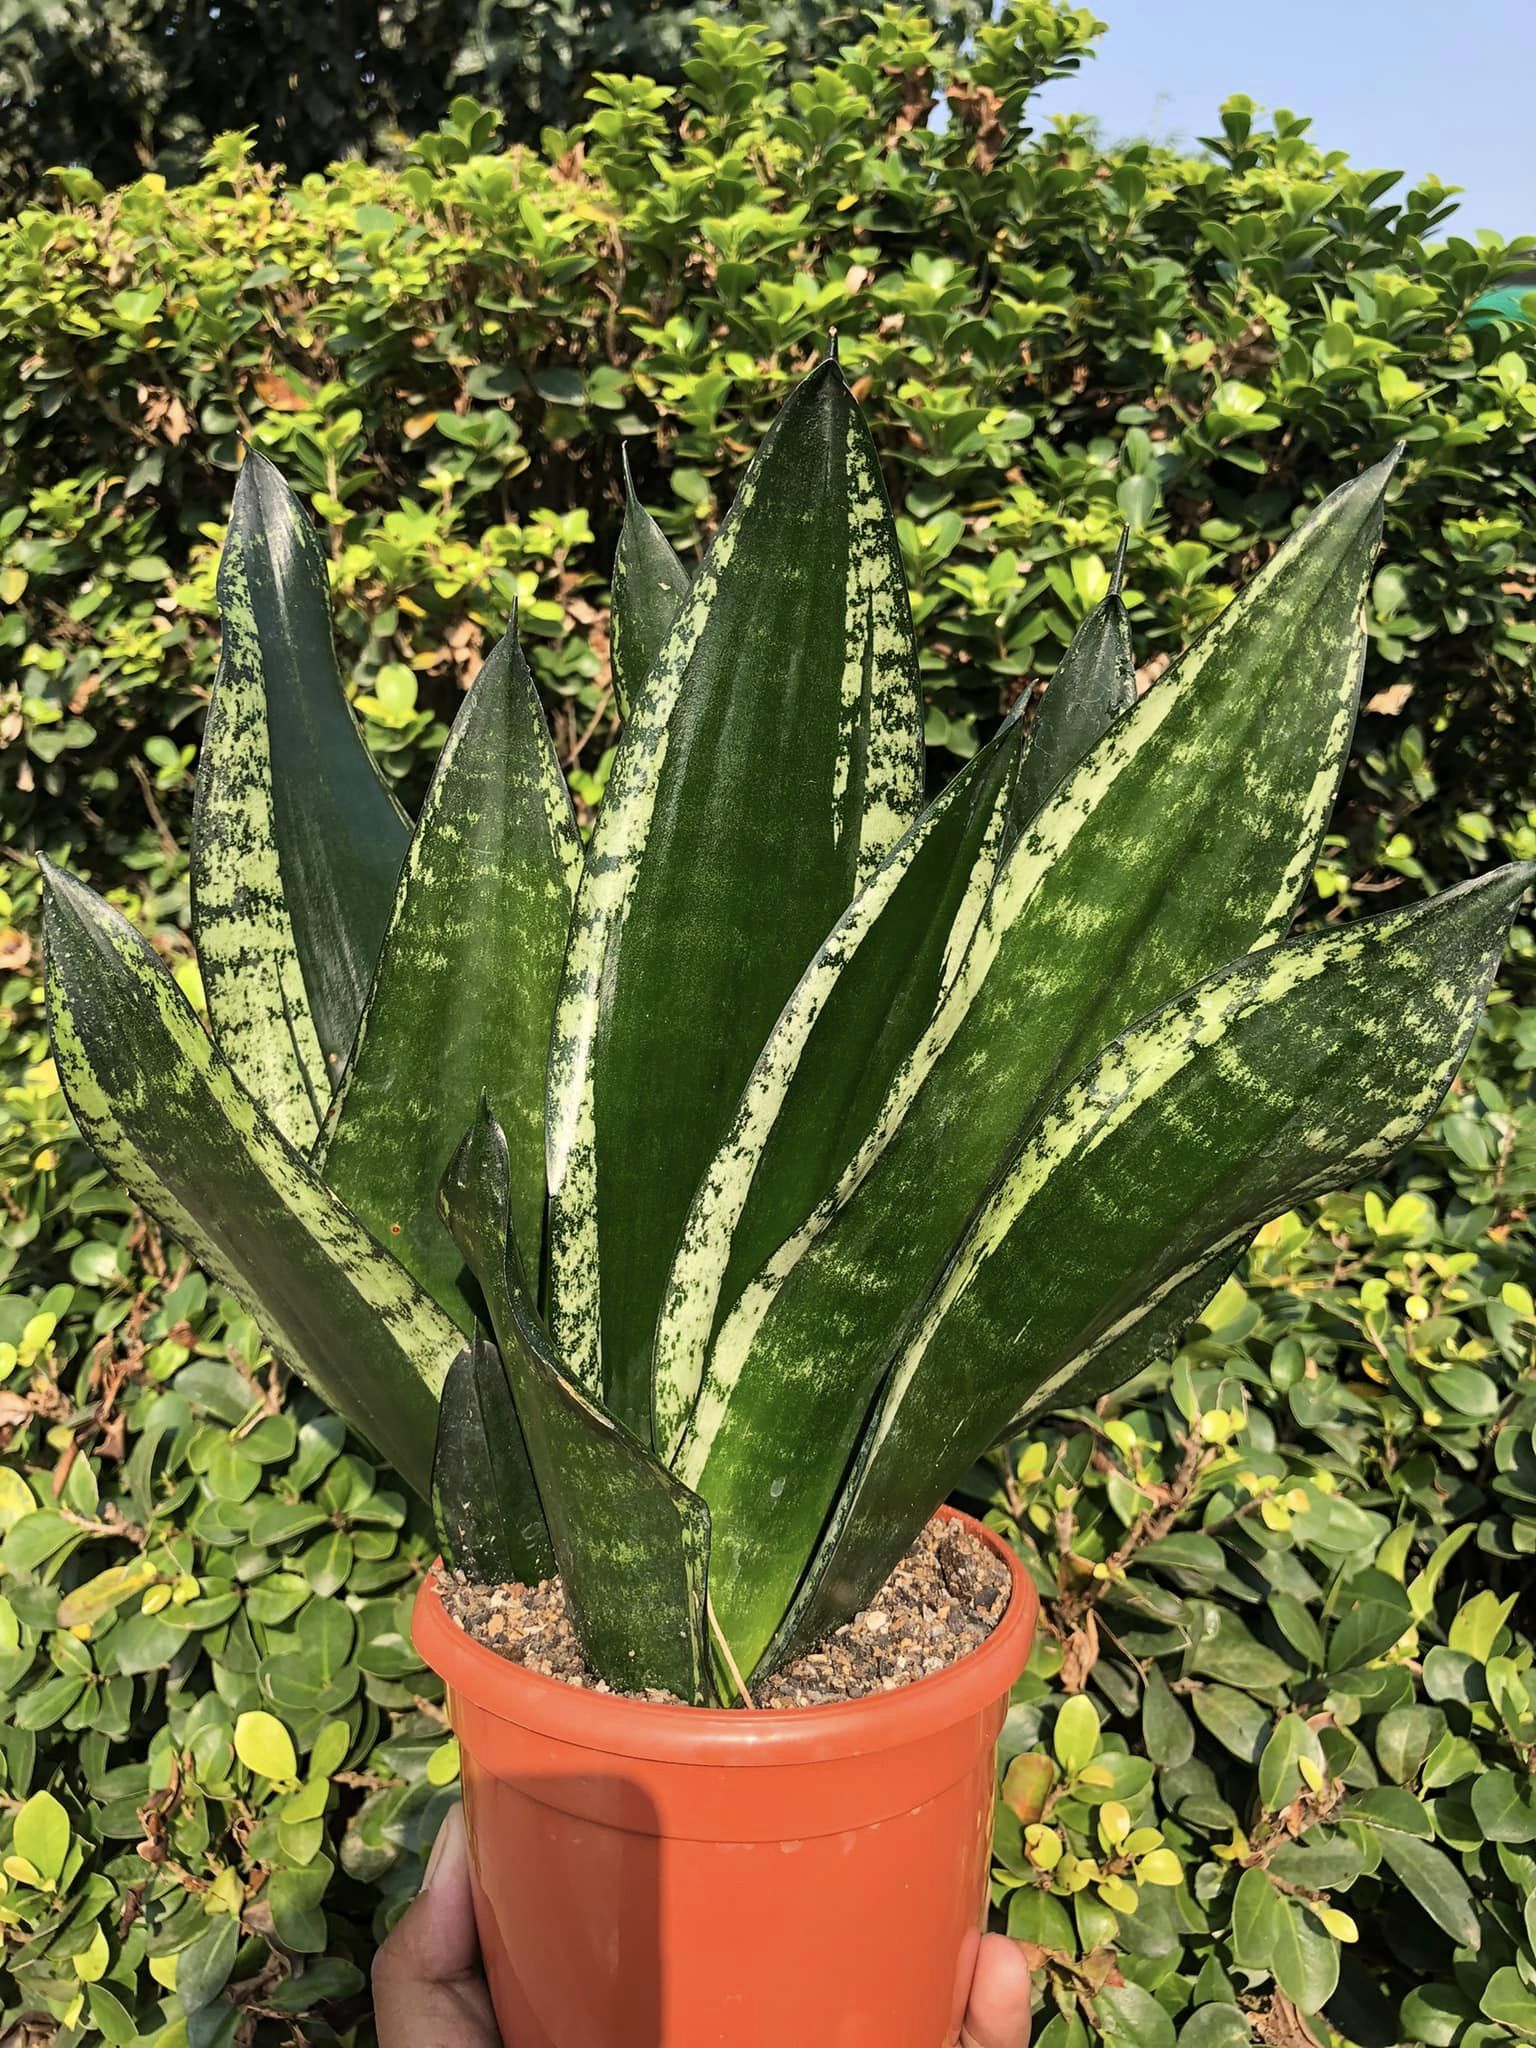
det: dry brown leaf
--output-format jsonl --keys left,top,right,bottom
{"left": 1256, "top": 1991, "right": 1320, "bottom": 2048}
{"left": 253, "top": 369, "right": 314, "bottom": 413}
{"left": 1059, "top": 1612, "right": 1101, "bottom": 1692}
{"left": 1364, "top": 681, "right": 1412, "bottom": 715}
{"left": 947, "top": 80, "right": 1006, "bottom": 170}
{"left": 137, "top": 385, "right": 192, "bottom": 444}
{"left": 881, "top": 63, "right": 935, "bottom": 145}
{"left": 0, "top": 926, "right": 34, "bottom": 972}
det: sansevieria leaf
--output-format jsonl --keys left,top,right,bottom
{"left": 431, "top": 1332, "right": 553, "bottom": 1585}
{"left": 192, "top": 453, "right": 409, "bottom": 1098}
{"left": 440, "top": 1104, "right": 711, "bottom": 1699}
{"left": 610, "top": 453, "right": 690, "bottom": 718}
{"left": 653, "top": 720, "right": 1022, "bottom": 1453}
{"left": 678, "top": 457, "right": 1395, "bottom": 1655}
{"left": 994, "top": 1244, "right": 1246, "bottom": 1444}
{"left": 772, "top": 863, "right": 1532, "bottom": 1669}
{"left": 318, "top": 622, "right": 579, "bottom": 1323}
{"left": 190, "top": 565, "right": 325, "bottom": 1151}
{"left": 654, "top": 575, "right": 1140, "bottom": 1450}
{"left": 1003, "top": 532, "right": 1136, "bottom": 846}
{"left": 546, "top": 353, "right": 924, "bottom": 1434}
{"left": 42, "top": 863, "right": 455, "bottom": 1497}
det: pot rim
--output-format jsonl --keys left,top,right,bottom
{"left": 412, "top": 1504, "right": 1038, "bottom": 1767}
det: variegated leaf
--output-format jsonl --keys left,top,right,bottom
{"left": 190, "top": 607, "right": 325, "bottom": 1150}
{"left": 654, "top": 574, "right": 1140, "bottom": 1451}
{"left": 318, "top": 622, "right": 579, "bottom": 1323}
{"left": 431, "top": 1331, "right": 554, "bottom": 1585}
{"left": 990, "top": 1244, "right": 1246, "bottom": 1448}
{"left": 652, "top": 710, "right": 1025, "bottom": 1456}
{"left": 610, "top": 451, "right": 691, "bottom": 718}
{"left": 43, "top": 862, "right": 454, "bottom": 1499}
{"left": 545, "top": 355, "right": 924, "bottom": 1436}
{"left": 1003, "top": 533, "right": 1135, "bottom": 847}
{"left": 191, "top": 452, "right": 408, "bottom": 1107}
{"left": 675, "top": 457, "right": 1396, "bottom": 1658}
{"left": 768, "top": 862, "right": 1532, "bottom": 1672}
{"left": 440, "top": 1103, "right": 711, "bottom": 1699}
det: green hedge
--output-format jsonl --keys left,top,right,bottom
{"left": 6, "top": 928, "right": 1536, "bottom": 2044}
{"left": 0, "top": 0, "right": 983, "bottom": 204}
{"left": 4, "top": 2, "right": 1535, "bottom": 912}
{"left": 5, "top": 6, "right": 1536, "bottom": 2044}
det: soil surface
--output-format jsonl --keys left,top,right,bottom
{"left": 438, "top": 1514, "right": 1011, "bottom": 1708}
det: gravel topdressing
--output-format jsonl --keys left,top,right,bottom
{"left": 438, "top": 1514, "right": 1012, "bottom": 1708}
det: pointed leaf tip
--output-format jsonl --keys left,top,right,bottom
{"left": 43, "top": 868, "right": 454, "bottom": 1495}
{"left": 39, "top": 859, "right": 115, "bottom": 965}
{"left": 438, "top": 1101, "right": 711, "bottom": 1700}
{"left": 1110, "top": 526, "right": 1130, "bottom": 597}
{"left": 320, "top": 613, "right": 576, "bottom": 1315}
{"left": 825, "top": 327, "right": 840, "bottom": 365}
{"left": 230, "top": 443, "right": 286, "bottom": 513}
{"left": 1461, "top": 859, "right": 1536, "bottom": 927}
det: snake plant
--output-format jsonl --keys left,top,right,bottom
{"left": 44, "top": 353, "right": 1530, "bottom": 1704}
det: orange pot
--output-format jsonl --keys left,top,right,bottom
{"left": 412, "top": 1507, "right": 1037, "bottom": 2048}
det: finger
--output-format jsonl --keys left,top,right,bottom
{"left": 960, "top": 1932, "right": 1033, "bottom": 2048}
{"left": 373, "top": 1805, "right": 500, "bottom": 2048}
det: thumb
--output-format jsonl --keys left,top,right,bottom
{"left": 960, "top": 1933, "right": 1033, "bottom": 2048}
{"left": 372, "top": 1805, "right": 499, "bottom": 2048}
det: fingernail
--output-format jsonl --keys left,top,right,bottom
{"left": 420, "top": 1804, "right": 463, "bottom": 1893}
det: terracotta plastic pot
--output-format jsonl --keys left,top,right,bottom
{"left": 411, "top": 1506, "right": 1038, "bottom": 2048}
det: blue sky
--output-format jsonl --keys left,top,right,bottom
{"left": 1029, "top": 0, "right": 1533, "bottom": 241}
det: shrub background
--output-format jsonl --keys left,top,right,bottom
{"left": 3, "top": 6, "right": 1536, "bottom": 2045}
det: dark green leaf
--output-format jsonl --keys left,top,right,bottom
{"left": 175, "top": 1912, "right": 240, "bottom": 2013}
{"left": 1097, "top": 1983, "right": 1176, "bottom": 2048}
{"left": 680, "top": 460, "right": 1400, "bottom": 1663}
{"left": 1373, "top": 1829, "right": 1480, "bottom": 1947}
{"left": 431, "top": 1332, "right": 554, "bottom": 1585}
{"left": 1007, "top": 1885, "right": 1076, "bottom": 1951}
{"left": 767, "top": 867, "right": 1529, "bottom": 1673}
{"left": 319, "top": 621, "right": 579, "bottom": 1318}
{"left": 1259, "top": 1716, "right": 1326, "bottom": 1811}
{"left": 267, "top": 1855, "right": 332, "bottom": 1953}
{"left": 1003, "top": 562, "right": 1135, "bottom": 846}
{"left": 1329, "top": 1570, "right": 1414, "bottom": 1671}
{"left": 654, "top": 711, "right": 1025, "bottom": 1452}
{"left": 611, "top": 451, "right": 690, "bottom": 717}
{"left": 193, "top": 452, "right": 408, "bottom": 1086}
{"left": 546, "top": 357, "right": 923, "bottom": 1437}
{"left": 440, "top": 1103, "right": 711, "bottom": 1699}
{"left": 1233, "top": 1869, "right": 1336, "bottom": 2011}
{"left": 1143, "top": 1664, "right": 1195, "bottom": 1768}
{"left": 1178, "top": 2004, "right": 1252, "bottom": 2048}
{"left": 43, "top": 862, "right": 454, "bottom": 1498}
{"left": 1348, "top": 1786, "right": 1432, "bottom": 1837}
{"left": 1471, "top": 1767, "right": 1536, "bottom": 1843}
{"left": 1187, "top": 1684, "right": 1271, "bottom": 1764}
{"left": 1376, "top": 1706, "right": 1445, "bottom": 1784}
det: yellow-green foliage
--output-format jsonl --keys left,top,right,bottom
{"left": 2, "top": 4, "right": 1534, "bottom": 905}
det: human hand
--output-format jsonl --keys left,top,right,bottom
{"left": 373, "top": 1807, "right": 498, "bottom": 2048}
{"left": 374, "top": 1805, "right": 1032, "bottom": 2048}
